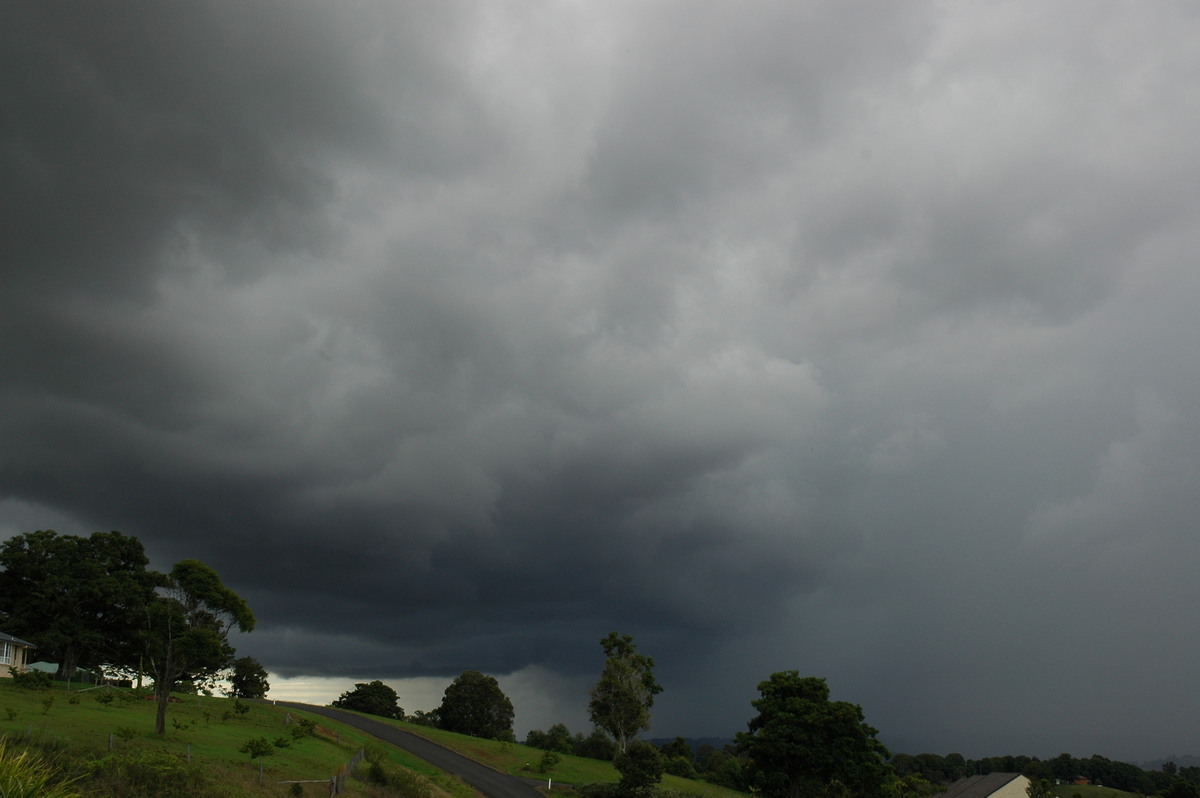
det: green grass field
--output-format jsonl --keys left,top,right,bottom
{"left": 0, "top": 678, "right": 473, "bottom": 797}
{"left": 347, "top": 715, "right": 746, "bottom": 798}
{"left": 0, "top": 678, "right": 747, "bottom": 797}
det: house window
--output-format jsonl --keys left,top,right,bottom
{"left": 0, "top": 643, "right": 10, "bottom": 665}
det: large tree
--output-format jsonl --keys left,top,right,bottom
{"left": 0, "top": 529, "right": 161, "bottom": 679}
{"left": 437, "top": 670, "right": 515, "bottom": 740}
{"left": 143, "top": 559, "right": 255, "bottom": 735}
{"left": 332, "top": 680, "right": 404, "bottom": 719}
{"left": 587, "top": 632, "right": 662, "bottom": 754}
{"left": 736, "top": 672, "right": 891, "bottom": 798}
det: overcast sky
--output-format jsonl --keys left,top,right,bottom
{"left": 4, "top": 0, "right": 1200, "bottom": 763}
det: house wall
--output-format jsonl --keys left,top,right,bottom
{"left": 0, "top": 643, "right": 30, "bottom": 677}
{"left": 990, "top": 775, "right": 1031, "bottom": 798}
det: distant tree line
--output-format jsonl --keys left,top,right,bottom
{"left": 893, "top": 751, "right": 1200, "bottom": 797}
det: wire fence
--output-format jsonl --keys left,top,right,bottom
{"left": 278, "top": 747, "right": 363, "bottom": 796}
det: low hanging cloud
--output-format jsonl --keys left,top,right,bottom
{"left": 4, "top": 0, "right": 1200, "bottom": 761}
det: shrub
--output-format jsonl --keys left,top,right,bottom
{"left": 85, "top": 748, "right": 210, "bottom": 798}
{"left": 358, "top": 758, "right": 434, "bottom": 798}
{"left": 238, "top": 736, "right": 274, "bottom": 760}
{"left": 10, "top": 669, "right": 51, "bottom": 691}
{"left": 41, "top": 695, "right": 55, "bottom": 714}
{"left": 115, "top": 727, "right": 138, "bottom": 742}
{"left": 615, "top": 741, "right": 665, "bottom": 795}
{"left": 95, "top": 691, "right": 114, "bottom": 706}
{"left": 664, "top": 754, "right": 698, "bottom": 779}
{"left": 538, "top": 751, "right": 561, "bottom": 773}
{"left": 575, "top": 783, "right": 624, "bottom": 798}
{"left": 290, "top": 718, "right": 317, "bottom": 741}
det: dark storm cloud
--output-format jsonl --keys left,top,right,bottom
{"left": 4, "top": 0, "right": 1200, "bottom": 760}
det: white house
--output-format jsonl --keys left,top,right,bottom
{"left": 0, "top": 632, "right": 35, "bottom": 676}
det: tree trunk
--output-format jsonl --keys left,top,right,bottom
{"left": 155, "top": 679, "right": 170, "bottom": 735}
{"left": 54, "top": 646, "right": 80, "bottom": 682}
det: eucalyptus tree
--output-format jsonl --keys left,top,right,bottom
{"left": 143, "top": 559, "right": 254, "bottom": 734}
{"left": 587, "top": 632, "right": 662, "bottom": 754}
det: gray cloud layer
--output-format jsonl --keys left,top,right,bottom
{"left": 4, "top": 0, "right": 1200, "bottom": 761}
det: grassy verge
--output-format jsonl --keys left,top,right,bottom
{"left": 0, "top": 678, "right": 471, "bottom": 797}
{"left": 336, "top": 714, "right": 746, "bottom": 798}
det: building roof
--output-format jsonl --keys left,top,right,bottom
{"left": 0, "top": 632, "right": 35, "bottom": 648}
{"left": 937, "top": 773, "right": 1026, "bottom": 798}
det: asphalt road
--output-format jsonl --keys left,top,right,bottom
{"left": 274, "top": 701, "right": 544, "bottom": 798}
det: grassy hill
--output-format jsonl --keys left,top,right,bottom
{"left": 0, "top": 677, "right": 747, "bottom": 798}
{"left": 0, "top": 677, "right": 473, "bottom": 797}
{"left": 340, "top": 715, "right": 746, "bottom": 798}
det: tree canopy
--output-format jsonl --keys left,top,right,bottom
{"left": 332, "top": 680, "right": 404, "bottom": 719}
{"left": 588, "top": 632, "right": 662, "bottom": 754}
{"left": 438, "top": 669, "right": 515, "bottom": 740}
{"left": 228, "top": 656, "right": 270, "bottom": 699}
{"left": 143, "top": 558, "right": 255, "bottom": 735}
{"left": 736, "top": 672, "right": 890, "bottom": 798}
{"left": 0, "top": 529, "right": 161, "bottom": 678}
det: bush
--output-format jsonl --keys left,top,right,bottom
{"left": 85, "top": 748, "right": 210, "bottom": 798}
{"left": 664, "top": 755, "right": 698, "bottom": 779}
{"left": 538, "top": 751, "right": 561, "bottom": 773}
{"left": 290, "top": 717, "right": 317, "bottom": 741}
{"left": 238, "top": 737, "right": 274, "bottom": 760}
{"left": 359, "top": 758, "right": 435, "bottom": 798}
{"left": 615, "top": 741, "right": 665, "bottom": 795}
{"left": 10, "top": 669, "right": 51, "bottom": 691}
{"left": 575, "top": 783, "right": 624, "bottom": 798}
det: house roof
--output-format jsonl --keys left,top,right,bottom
{"left": 937, "top": 773, "right": 1026, "bottom": 798}
{"left": 0, "top": 632, "right": 35, "bottom": 648}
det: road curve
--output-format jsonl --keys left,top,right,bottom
{"left": 274, "top": 701, "right": 543, "bottom": 798}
